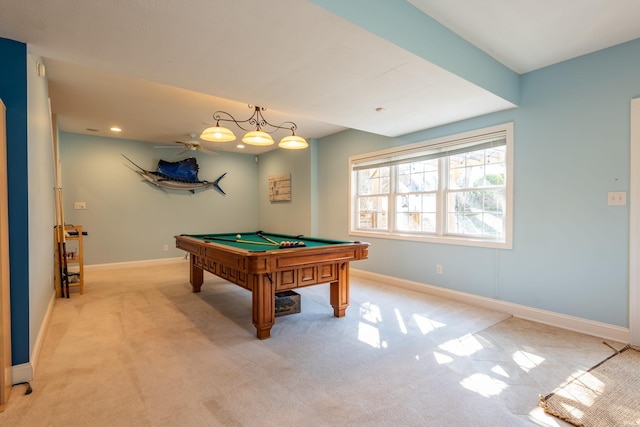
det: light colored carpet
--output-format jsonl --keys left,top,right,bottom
{"left": 0, "top": 262, "right": 624, "bottom": 426}
{"left": 540, "top": 346, "right": 640, "bottom": 426}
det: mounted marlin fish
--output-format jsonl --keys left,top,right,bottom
{"left": 122, "top": 154, "right": 226, "bottom": 195}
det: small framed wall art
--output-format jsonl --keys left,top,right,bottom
{"left": 269, "top": 173, "right": 291, "bottom": 202}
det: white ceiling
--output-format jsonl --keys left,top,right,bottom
{"left": 0, "top": 0, "right": 639, "bottom": 155}
{"left": 408, "top": 0, "right": 640, "bottom": 74}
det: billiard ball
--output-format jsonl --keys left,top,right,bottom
{"left": 236, "top": 234, "right": 242, "bottom": 239}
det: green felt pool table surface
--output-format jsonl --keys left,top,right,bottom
{"left": 184, "top": 231, "right": 350, "bottom": 251}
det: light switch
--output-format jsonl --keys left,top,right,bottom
{"left": 73, "top": 201, "right": 86, "bottom": 209}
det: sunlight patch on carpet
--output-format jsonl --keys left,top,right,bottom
{"left": 358, "top": 321, "right": 384, "bottom": 348}
{"left": 413, "top": 314, "right": 446, "bottom": 334}
{"left": 513, "top": 350, "right": 545, "bottom": 372}
{"left": 460, "top": 373, "right": 508, "bottom": 397}
{"left": 359, "top": 302, "right": 382, "bottom": 323}
{"left": 432, "top": 351, "right": 454, "bottom": 364}
{"left": 439, "top": 333, "right": 483, "bottom": 356}
{"left": 394, "top": 308, "right": 408, "bottom": 334}
{"left": 491, "top": 364, "right": 510, "bottom": 378}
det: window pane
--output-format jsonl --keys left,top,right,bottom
{"left": 446, "top": 143, "right": 506, "bottom": 238}
{"left": 485, "top": 163, "right": 506, "bottom": 185}
{"left": 486, "top": 147, "right": 506, "bottom": 165}
{"left": 397, "top": 159, "right": 438, "bottom": 193}
{"left": 395, "top": 193, "right": 436, "bottom": 233}
{"left": 358, "top": 196, "right": 388, "bottom": 230}
{"left": 446, "top": 190, "right": 504, "bottom": 237}
{"left": 449, "top": 146, "right": 506, "bottom": 190}
{"left": 468, "top": 165, "right": 486, "bottom": 187}
{"left": 358, "top": 167, "right": 390, "bottom": 195}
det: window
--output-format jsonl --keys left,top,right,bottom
{"left": 349, "top": 123, "right": 513, "bottom": 249}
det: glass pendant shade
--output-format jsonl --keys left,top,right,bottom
{"left": 242, "top": 130, "right": 274, "bottom": 146}
{"left": 204, "top": 106, "right": 308, "bottom": 149}
{"left": 200, "top": 126, "right": 236, "bottom": 142}
{"left": 278, "top": 134, "right": 308, "bottom": 149}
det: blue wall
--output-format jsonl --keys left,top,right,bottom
{"left": 315, "top": 38, "right": 640, "bottom": 328}
{"left": 61, "top": 133, "right": 260, "bottom": 264}
{"left": 0, "top": 37, "right": 30, "bottom": 364}
{"left": 257, "top": 144, "right": 314, "bottom": 235}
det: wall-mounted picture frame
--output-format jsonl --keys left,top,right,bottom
{"left": 269, "top": 173, "right": 291, "bottom": 202}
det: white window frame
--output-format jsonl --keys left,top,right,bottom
{"left": 348, "top": 123, "right": 514, "bottom": 249}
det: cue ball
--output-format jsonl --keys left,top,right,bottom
{"left": 236, "top": 234, "right": 241, "bottom": 239}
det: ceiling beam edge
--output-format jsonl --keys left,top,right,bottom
{"left": 308, "top": 0, "right": 520, "bottom": 106}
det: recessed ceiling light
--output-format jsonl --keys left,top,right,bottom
{"left": 237, "top": 144, "right": 245, "bottom": 149}
{"left": 375, "top": 107, "right": 386, "bottom": 113}
{"left": 85, "top": 128, "right": 99, "bottom": 132}
{"left": 110, "top": 127, "right": 122, "bottom": 132}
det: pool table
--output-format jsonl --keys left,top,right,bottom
{"left": 175, "top": 231, "right": 369, "bottom": 339}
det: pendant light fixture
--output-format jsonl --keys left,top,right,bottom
{"left": 200, "top": 105, "right": 308, "bottom": 149}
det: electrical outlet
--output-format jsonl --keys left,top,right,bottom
{"left": 608, "top": 191, "right": 627, "bottom": 206}
{"left": 163, "top": 244, "right": 169, "bottom": 252}
{"left": 73, "top": 201, "right": 86, "bottom": 209}
{"left": 436, "top": 264, "right": 443, "bottom": 275}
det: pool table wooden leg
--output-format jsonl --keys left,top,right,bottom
{"left": 252, "top": 273, "right": 275, "bottom": 339}
{"left": 189, "top": 254, "right": 203, "bottom": 293}
{"left": 330, "top": 262, "right": 350, "bottom": 317}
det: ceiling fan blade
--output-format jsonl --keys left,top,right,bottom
{"left": 154, "top": 145, "right": 181, "bottom": 149}
{"left": 169, "top": 135, "right": 205, "bottom": 156}
{"left": 198, "top": 147, "right": 219, "bottom": 156}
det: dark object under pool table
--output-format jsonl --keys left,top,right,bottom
{"left": 175, "top": 231, "right": 369, "bottom": 339}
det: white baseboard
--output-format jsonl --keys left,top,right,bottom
{"left": 11, "top": 363, "right": 32, "bottom": 385}
{"left": 30, "top": 290, "right": 56, "bottom": 375}
{"left": 85, "top": 256, "right": 186, "bottom": 271}
{"left": 12, "top": 290, "right": 56, "bottom": 384}
{"left": 351, "top": 269, "right": 630, "bottom": 344}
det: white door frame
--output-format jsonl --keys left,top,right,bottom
{"left": 629, "top": 97, "right": 640, "bottom": 345}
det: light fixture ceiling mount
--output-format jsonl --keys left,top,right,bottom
{"left": 200, "top": 105, "right": 308, "bottom": 150}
